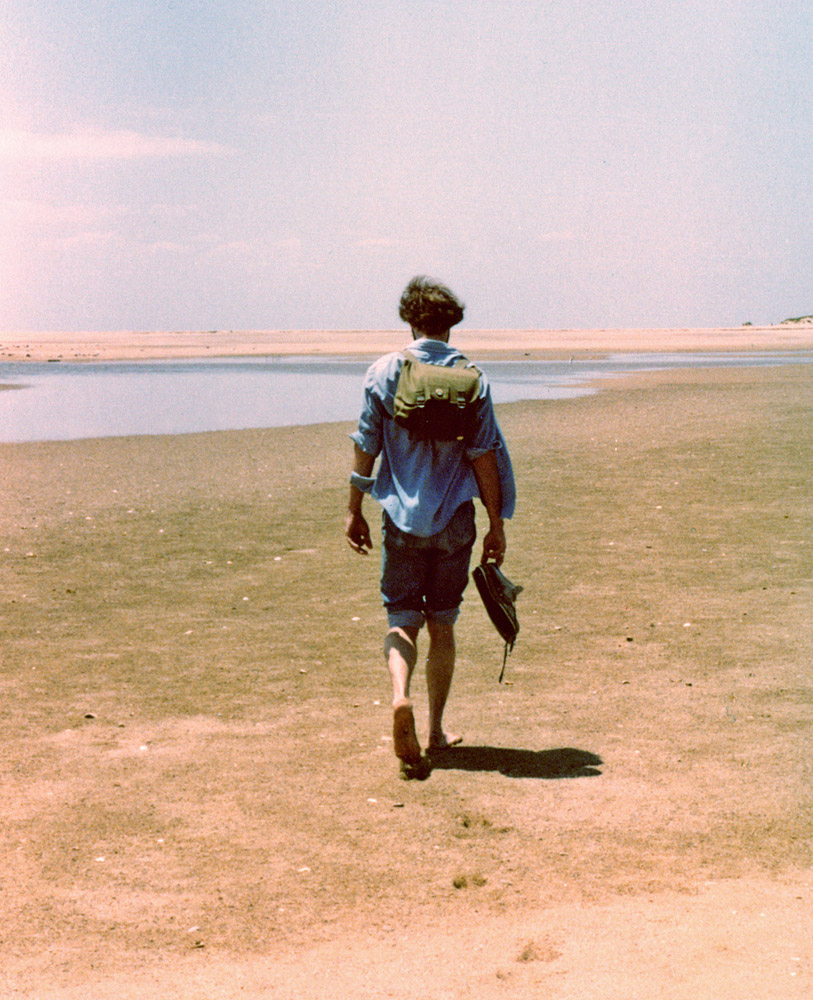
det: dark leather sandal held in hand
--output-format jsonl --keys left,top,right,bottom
{"left": 472, "top": 562, "right": 523, "bottom": 683}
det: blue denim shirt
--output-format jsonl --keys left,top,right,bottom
{"left": 350, "top": 337, "right": 516, "bottom": 537}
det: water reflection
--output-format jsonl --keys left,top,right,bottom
{"left": 0, "top": 352, "right": 810, "bottom": 443}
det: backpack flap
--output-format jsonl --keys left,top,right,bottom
{"left": 393, "top": 352, "right": 481, "bottom": 441}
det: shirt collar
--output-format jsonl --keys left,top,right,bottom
{"left": 408, "top": 336, "right": 458, "bottom": 357}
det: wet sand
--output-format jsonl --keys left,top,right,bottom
{"left": 0, "top": 360, "right": 811, "bottom": 998}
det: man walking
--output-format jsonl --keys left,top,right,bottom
{"left": 346, "top": 276, "right": 515, "bottom": 771}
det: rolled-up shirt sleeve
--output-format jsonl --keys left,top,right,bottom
{"left": 464, "top": 377, "right": 516, "bottom": 520}
{"left": 350, "top": 373, "right": 385, "bottom": 458}
{"left": 464, "top": 379, "right": 501, "bottom": 461}
{"left": 349, "top": 470, "right": 376, "bottom": 492}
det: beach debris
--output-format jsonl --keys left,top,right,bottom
{"left": 520, "top": 939, "right": 563, "bottom": 964}
{"left": 351, "top": 616, "right": 360, "bottom": 621}
{"left": 453, "top": 872, "right": 487, "bottom": 890}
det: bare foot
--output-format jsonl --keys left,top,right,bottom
{"left": 427, "top": 732, "right": 463, "bottom": 752}
{"left": 393, "top": 699, "right": 422, "bottom": 766}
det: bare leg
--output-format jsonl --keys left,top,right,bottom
{"left": 385, "top": 626, "right": 418, "bottom": 703}
{"left": 425, "top": 620, "right": 462, "bottom": 750}
{"left": 384, "top": 627, "right": 421, "bottom": 765}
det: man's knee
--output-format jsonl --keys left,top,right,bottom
{"left": 426, "top": 619, "right": 455, "bottom": 649}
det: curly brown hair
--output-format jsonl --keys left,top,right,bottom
{"left": 398, "top": 276, "right": 465, "bottom": 336}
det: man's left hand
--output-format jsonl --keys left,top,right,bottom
{"left": 346, "top": 511, "right": 373, "bottom": 555}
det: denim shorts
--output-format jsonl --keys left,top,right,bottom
{"left": 380, "top": 501, "right": 476, "bottom": 630}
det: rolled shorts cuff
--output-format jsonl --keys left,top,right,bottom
{"left": 386, "top": 605, "right": 461, "bottom": 630}
{"left": 386, "top": 608, "right": 426, "bottom": 630}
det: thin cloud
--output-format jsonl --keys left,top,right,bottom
{"left": 148, "top": 241, "right": 191, "bottom": 254}
{"left": 37, "top": 230, "right": 115, "bottom": 250}
{"left": 202, "top": 237, "right": 306, "bottom": 264}
{"left": 203, "top": 239, "right": 260, "bottom": 258}
{"left": 0, "top": 198, "right": 122, "bottom": 227}
{"left": 147, "top": 203, "right": 200, "bottom": 220}
{"left": 354, "top": 237, "right": 404, "bottom": 249}
{"left": 0, "top": 129, "right": 230, "bottom": 161}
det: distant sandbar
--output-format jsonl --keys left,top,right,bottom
{"left": 2, "top": 326, "right": 813, "bottom": 362}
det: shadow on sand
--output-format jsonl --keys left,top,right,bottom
{"left": 412, "top": 746, "right": 602, "bottom": 780}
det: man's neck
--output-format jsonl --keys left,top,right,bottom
{"left": 411, "top": 328, "right": 450, "bottom": 343}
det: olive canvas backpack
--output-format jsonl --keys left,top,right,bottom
{"left": 392, "top": 349, "right": 482, "bottom": 442}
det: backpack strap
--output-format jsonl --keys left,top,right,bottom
{"left": 399, "top": 350, "right": 425, "bottom": 404}
{"left": 403, "top": 349, "right": 469, "bottom": 368}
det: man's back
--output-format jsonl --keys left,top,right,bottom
{"left": 351, "top": 337, "right": 513, "bottom": 537}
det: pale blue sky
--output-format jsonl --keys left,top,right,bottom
{"left": 1, "top": 1, "right": 810, "bottom": 332}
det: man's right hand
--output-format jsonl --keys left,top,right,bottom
{"left": 481, "top": 520, "right": 506, "bottom": 566}
{"left": 346, "top": 511, "right": 373, "bottom": 555}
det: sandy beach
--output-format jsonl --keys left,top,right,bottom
{"left": 2, "top": 323, "right": 813, "bottom": 361}
{"left": 0, "top": 349, "right": 811, "bottom": 997}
